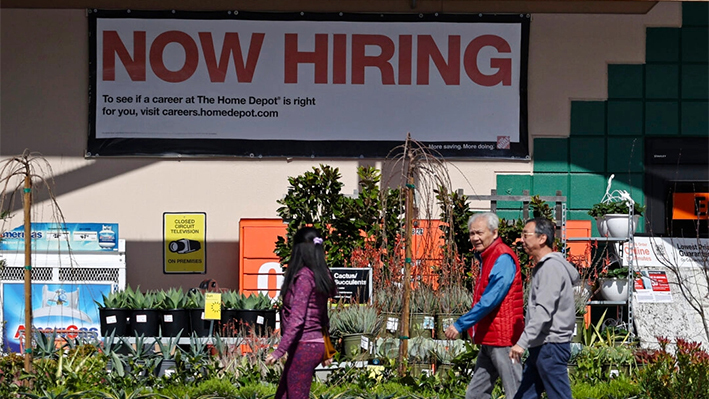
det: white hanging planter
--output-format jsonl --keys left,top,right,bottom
{"left": 599, "top": 277, "right": 629, "bottom": 301}
{"left": 590, "top": 175, "right": 644, "bottom": 238}
{"left": 604, "top": 214, "right": 640, "bottom": 238}
{"left": 595, "top": 216, "right": 609, "bottom": 237}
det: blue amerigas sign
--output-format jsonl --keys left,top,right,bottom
{"left": 0, "top": 223, "right": 118, "bottom": 252}
{"left": 2, "top": 283, "right": 112, "bottom": 353}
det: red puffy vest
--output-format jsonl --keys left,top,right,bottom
{"left": 470, "top": 237, "right": 525, "bottom": 346}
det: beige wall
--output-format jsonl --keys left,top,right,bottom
{"left": 0, "top": 4, "right": 680, "bottom": 290}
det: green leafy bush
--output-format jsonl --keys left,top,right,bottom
{"left": 637, "top": 336, "right": 709, "bottom": 399}
{"left": 275, "top": 165, "right": 403, "bottom": 270}
{"left": 588, "top": 200, "right": 645, "bottom": 218}
{"left": 571, "top": 375, "right": 640, "bottom": 399}
{"left": 188, "top": 376, "right": 239, "bottom": 398}
{"left": 571, "top": 344, "right": 636, "bottom": 384}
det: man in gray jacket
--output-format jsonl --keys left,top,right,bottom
{"left": 509, "top": 217, "right": 579, "bottom": 399}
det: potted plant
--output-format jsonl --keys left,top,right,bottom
{"left": 156, "top": 287, "right": 189, "bottom": 338}
{"left": 329, "top": 304, "right": 381, "bottom": 359}
{"left": 374, "top": 336, "right": 400, "bottom": 361}
{"left": 95, "top": 289, "right": 130, "bottom": 337}
{"left": 407, "top": 336, "right": 435, "bottom": 377}
{"left": 120, "top": 333, "right": 160, "bottom": 378}
{"left": 239, "top": 292, "right": 277, "bottom": 336}
{"left": 409, "top": 284, "right": 438, "bottom": 339}
{"left": 597, "top": 265, "right": 632, "bottom": 301}
{"left": 572, "top": 284, "right": 592, "bottom": 343}
{"left": 435, "top": 285, "right": 471, "bottom": 340}
{"left": 220, "top": 290, "right": 244, "bottom": 337}
{"left": 126, "top": 286, "right": 160, "bottom": 337}
{"left": 588, "top": 175, "right": 645, "bottom": 238}
{"left": 154, "top": 331, "right": 183, "bottom": 377}
{"left": 373, "top": 286, "right": 402, "bottom": 338}
{"left": 431, "top": 339, "right": 466, "bottom": 380}
{"left": 588, "top": 200, "right": 645, "bottom": 238}
{"left": 185, "top": 290, "right": 212, "bottom": 337}
{"left": 570, "top": 340, "right": 636, "bottom": 383}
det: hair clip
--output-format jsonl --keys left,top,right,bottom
{"left": 313, "top": 237, "right": 323, "bottom": 245}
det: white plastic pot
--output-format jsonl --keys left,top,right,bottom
{"left": 599, "top": 278, "right": 629, "bottom": 301}
{"left": 605, "top": 214, "right": 640, "bottom": 238}
{"left": 595, "top": 217, "right": 609, "bottom": 237}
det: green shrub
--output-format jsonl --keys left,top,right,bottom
{"left": 637, "top": 336, "right": 709, "bottom": 399}
{"left": 571, "top": 344, "right": 636, "bottom": 384}
{"left": 0, "top": 352, "right": 27, "bottom": 397}
{"left": 189, "top": 377, "right": 240, "bottom": 398}
{"left": 235, "top": 382, "right": 276, "bottom": 398}
{"left": 572, "top": 374, "right": 640, "bottom": 399}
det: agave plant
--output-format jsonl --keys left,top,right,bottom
{"left": 437, "top": 285, "right": 473, "bottom": 314}
{"left": 373, "top": 286, "right": 402, "bottom": 314}
{"left": 127, "top": 288, "right": 159, "bottom": 310}
{"left": 101, "top": 328, "right": 122, "bottom": 351}
{"left": 156, "top": 331, "right": 183, "bottom": 361}
{"left": 121, "top": 333, "right": 157, "bottom": 361}
{"left": 410, "top": 284, "right": 438, "bottom": 314}
{"left": 156, "top": 287, "right": 187, "bottom": 310}
{"left": 329, "top": 305, "right": 382, "bottom": 337}
{"left": 32, "top": 330, "right": 60, "bottom": 359}
{"left": 93, "top": 388, "right": 168, "bottom": 399}
{"left": 221, "top": 290, "right": 244, "bottom": 309}
{"left": 185, "top": 290, "right": 205, "bottom": 309}
{"left": 408, "top": 336, "right": 435, "bottom": 362}
{"left": 19, "top": 388, "right": 91, "bottom": 399}
{"left": 242, "top": 292, "right": 273, "bottom": 310}
{"left": 95, "top": 289, "right": 129, "bottom": 309}
{"left": 431, "top": 339, "right": 466, "bottom": 364}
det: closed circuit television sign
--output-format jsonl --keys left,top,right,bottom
{"left": 164, "top": 212, "right": 206, "bottom": 273}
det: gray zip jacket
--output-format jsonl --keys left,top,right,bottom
{"left": 516, "top": 252, "right": 580, "bottom": 349}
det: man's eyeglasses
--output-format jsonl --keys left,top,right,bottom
{"left": 521, "top": 232, "right": 538, "bottom": 237}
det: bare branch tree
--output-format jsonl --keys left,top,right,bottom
{"left": 648, "top": 233, "right": 709, "bottom": 344}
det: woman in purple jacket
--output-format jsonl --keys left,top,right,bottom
{"left": 265, "top": 227, "right": 336, "bottom": 399}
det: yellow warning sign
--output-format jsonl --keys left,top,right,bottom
{"left": 164, "top": 212, "right": 206, "bottom": 273}
{"left": 205, "top": 293, "right": 221, "bottom": 320}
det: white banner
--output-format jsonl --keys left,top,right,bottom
{"left": 622, "top": 236, "right": 709, "bottom": 268}
{"left": 89, "top": 11, "right": 528, "bottom": 158}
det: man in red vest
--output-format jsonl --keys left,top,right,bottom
{"left": 445, "top": 212, "right": 525, "bottom": 399}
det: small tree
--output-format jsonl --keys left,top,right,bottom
{"left": 436, "top": 188, "right": 474, "bottom": 289}
{"left": 275, "top": 164, "right": 403, "bottom": 269}
{"left": 649, "top": 235, "right": 709, "bottom": 344}
{"left": 0, "top": 150, "right": 71, "bottom": 375}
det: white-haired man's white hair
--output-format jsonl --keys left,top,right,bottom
{"left": 468, "top": 212, "right": 499, "bottom": 232}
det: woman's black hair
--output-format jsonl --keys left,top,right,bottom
{"left": 279, "top": 227, "right": 336, "bottom": 298}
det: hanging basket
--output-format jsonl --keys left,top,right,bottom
{"left": 604, "top": 214, "right": 640, "bottom": 238}
{"left": 599, "top": 278, "right": 629, "bottom": 301}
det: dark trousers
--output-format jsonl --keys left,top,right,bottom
{"left": 275, "top": 341, "right": 324, "bottom": 399}
{"left": 513, "top": 342, "right": 572, "bottom": 399}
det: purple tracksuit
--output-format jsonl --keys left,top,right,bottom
{"left": 272, "top": 268, "right": 329, "bottom": 399}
